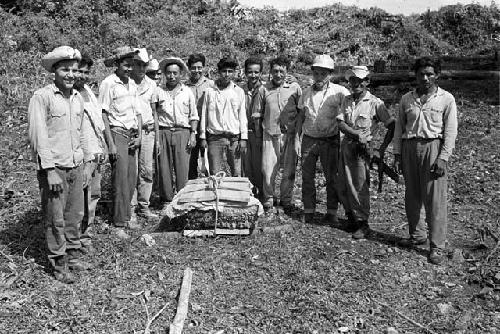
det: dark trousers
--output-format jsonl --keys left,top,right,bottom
{"left": 301, "top": 135, "right": 340, "bottom": 215}
{"left": 37, "top": 165, "right": 83, "bottom": 272}
{"left": 188, "top": 138, "right": 205, "bottom": 180}
{"left": 111, "top": 131, "right": 137, "bottom": 226}
{"left": 158, "top": 128, "right": 190, "bottom": 202}
{"left": 241, "top": 131, "right": 263, "bottom": 196}
{"left": 207, "top": 134, "right": 241, "bottom": 176}
{"left": 82, "top": 163, "right": 101, "bottom": 246}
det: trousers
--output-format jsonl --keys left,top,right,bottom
{"left": 131, "top": 129, "right": 155, "bottom": 210}
{"left": 81, "top": 163, "right": 101, "bottom": 246}
{"left": 241, "top": 131, "right": 263, "bottom": 196}
{"left": 207, "top": 134, "right": 242, "bottom": 176}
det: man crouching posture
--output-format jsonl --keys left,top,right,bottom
{"left": 28, "top": 46, "right": 93, "bottom": 283}
{"left": 393, "top": 57, "right": 457, "bottom": 265}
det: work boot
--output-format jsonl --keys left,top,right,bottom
{"left": 352, "top": 221, "right": 370, "bottom": 239}
{"left": 283, "top": 203, "right": 299, "bottom": 215}
{"left": 137, "top": 207, "right": 159, "bottom": 220}
{"left": 80, "top": 243, "right": 95, "bottom": 255}
{"left": 304, "top": 213, "right": 314, "bottom": 224}
{"left": 53, "top": 256, "right": 76, "bottom": 284}
{"left": 429, "top": 248, "right": 446, "bottom": 265}
{"left": 399, "top": 237, "right": 428, "bottom": 248}
{"left": 322, "top": 213, "right": 338, "bottom": 226}
{"left": 67, "top": 249, "right": 92, "bottom": 271}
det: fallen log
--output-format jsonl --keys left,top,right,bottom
{"left": 169, "top": 268, "right": 193, "bottom": 334}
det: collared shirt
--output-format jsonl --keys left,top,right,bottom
{"left": 393, "top": 87, "right": 458, "bottom": 161}
{"left": 135, "top": 76, "right": 156, "bottom": 126}
{"left": 98, "top": 73, "right": 139, "bottom": 130}
{"left": 155, "top": 83, "right": 198, "bottom": 128}
{"left": 337, "top": 91, "right": 393, "bottom": 137}
{"left": 243, "top": 80, "right": 265, "bottom": 131}
{"left": 298, "top": 83, "right": 349, "bottom": 138}
{"left": 81, "top": 84, "right": 105, "bottom": 156}
{"left": 186, "top": 76, "right": 215, "bottom": 117}
{"left": 28, "top": 84, "right": 90, "bottom": 170}
{"left": 200, "top": 82, "right": 247, "bottom": 139}
{"left": 261, "top": 81, "right": 302, "bottom": 136}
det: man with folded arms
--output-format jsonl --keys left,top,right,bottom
{"left": 100, "top": 46, "right": 142, "bottom": 231}
{"left": 200, "top": 57, "right": 247, "bottom": 176}
{"left": 154, "top": 57, "right": 198, "bottom": 207}
{"left": 28, "top": 46, "right": 93, "bottom": 283}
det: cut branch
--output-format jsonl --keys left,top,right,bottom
{"left": 169, "top": 267, "right": 193, "bottom": 334}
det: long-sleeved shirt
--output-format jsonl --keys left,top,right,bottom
{"left": 135, "top": 76, "right": 156, "bottom": 126}
{"left": 28, "top": 84, "right": 90, "bottom": 170}
{"left": 337, "top": 91, "right": 393, "bottom": 137}
{"left": 81, "top": 84, "right": 105, "bottom": 157}
{"left": 155, "top": 83, "right": 198, "bottom": 128}
{"left": 98, "top": 73, "right": 139, "bottom": 130}
{"left": 298, "top": 82, "right": 349, "bottom": 138}
{"left": 393, "top": 87, "right": 458, "bottom": 161}
{"left": 200, "top": 82, "right": 247, "bottom": 139}
{"left": 243, "top": 80, "right": 265, "bottom": 132}
{"left": 261, "top": 81, "right": 302, "bottom": 136}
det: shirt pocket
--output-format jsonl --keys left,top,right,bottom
{"left": 182, "top": 100, "right": 191, "bottom": 116}
{"left": 355, "top": 112, "right": 371, "bottom": 129}
{"left": 47, "top": 104, "right": 67, "bottom": 135}
{"left": 427, "top": 107, "right": 443, "bottom": 123}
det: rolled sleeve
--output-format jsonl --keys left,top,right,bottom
{"left": 437, "top": 96, "right": 458, "bottom": 161}
{"left": 28, "top": 94, "right": 54, "bottom": 169}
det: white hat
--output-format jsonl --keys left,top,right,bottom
{"left": 345, "top": 66, "right": 370, "bottom": 80}
{"left": 146, "top": 59, "right": 160, "bottom": 72}
{"left": 159, "top": 57, "right": 189, "bottom": 73}
{"left": 133, "top": 48, "right": 150, "bottom": 64}
{"left": 311, "top": 54, "right": 335, "bottom": 71}
{"left": 41, "top": 46, "right": 81, "bottom": 72}
{"left": 104, "top": 46, "right": 139, "bottom": 67}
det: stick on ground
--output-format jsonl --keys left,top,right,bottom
{"left": 169, "top": 267, "right": 193, "bottom": 334}
{"left": 375, "top": 299, "right": 439, "bottom": 334}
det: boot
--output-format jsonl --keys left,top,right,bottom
{"left": 67, "top": 249, "right": 92, "bottom": 271}
{"left": 53, "top": 256, "right": 76, "bottom": 284}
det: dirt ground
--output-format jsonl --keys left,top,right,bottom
{"left": 0, "top": 83, "right": 499, "bottom": 333}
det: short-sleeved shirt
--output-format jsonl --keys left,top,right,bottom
{"left": 155, "top": 83, "right": 198, "bottom": 128}
{"left": 299, "top": 83, "right": 349, "bottom": 138}
{"left": 200, "top": 82, "right": 247, "bottom": 139}
{"left": 243, "top": 81, "right": 265, "bottom": 132}
{"left": 261, "top": 81, "right": 302, "bottom": 136}
{"left": 135, "top": 76, "right": 156, "bottom": 126}
{"left": 393, "top": 87, "right": 458, "bottom": 161}
{"left": 337, "top": 91, "right": 393, "bottom": 138}
{"left": 99, "top": 73, "right": 139, "bottom": 130}
{"left": 28, "top": 84, "right": 89, "bottom": 169}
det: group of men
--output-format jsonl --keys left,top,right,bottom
{"left": 27, "top": 44, "right": 457, "bottom": 283}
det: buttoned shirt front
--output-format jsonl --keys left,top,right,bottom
{"left": 99, "top": 73, "right": 139, "bottom": 130}
{"left": 298, "top": 83, "right": 349, "bottom": 138}
{"left": 243, "top": 80, "right": 265, "bottom": 131}
{"left": 261, "top": 81, "right": 302, "bottom": 136}
{"left": 155, "top": 83, "right": 198, "bottom": 128}
{"left": 393, "top": 87, "right": 458, "bottom": 161}
{"left": 81, "top": 84, "right": 105, "bottom": 156}
{"left": 337, "top": 91, "right": 393, "bottom": 138}
{"left": 186, "top": 76, "right": 215, "bottom": 116}
{"left": 200, "top": 82, "right": 247, "bottom": 139}
{"left": 135, "top": 76, "right": 156, "bottom": 126}
{"left": 28, "top": 84, "right": 90, "bottom": 170}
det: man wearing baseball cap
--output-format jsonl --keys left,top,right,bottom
{"left": 28, "top": 45, "right": 93, "bottom": 283}
{"left": 100, "top": 46, "right": 143, "bottom": 231}
{"left": 337, "top": 65, "right": 395, "bottom": 239}
{"left": 296, "top": 54, "right": 350, "bottom": 224}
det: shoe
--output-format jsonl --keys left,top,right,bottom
{"left": 429, "top": 248, "right": 446, "bottom": 265}
{"left": 304, "top": 213, "right": 314, "bottom": 224}
{"left": 54, "top": 270, "right": 76, "bottom": 284}
{"left": 263, "top": 200, "right": 273, "bottom": 212}
{"left": 114, "top": 228, "right": 130, "bottom": 240}
{"left": 323, "top": 213, "right": 338, "bottom": 225}
{"left": 399, "top": 237, "right": 428, "bottom": 248}
{"left": 68, "top": 258, "right": 92, "bottom": 271}
{"left": 127, "top": 219, "right": 142, "bottom": 231}
{"left": 283, "top": 204, "right": 298, "bottom": 215}
{"left": 137, "top": 208, "right": 159, "bottom": 219}
{"left": 352, "top": 221, "right": 369, "bottom": 239}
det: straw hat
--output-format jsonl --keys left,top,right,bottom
{"left": 104, "top": 46, "right": 139, "bottom": 67}
{"left": 345, "top": 66, "right": 370, "bottom": 80}
{"left": 311, "top": 54, "right": 335, "bottom": 71}
{"left": 159, "top": 57, "right": 189, "bottom": 73}
{"left": 41, "top": 46, "right": 81, "bottom": 72}
{"left": 146, "top": 59, "right": 160, "bottom": 72}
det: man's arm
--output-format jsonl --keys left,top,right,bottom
{"left": 199, "top": 90, "right": 209, "bottom": 148}
{"left": 187, "top": 90, "right": 199, "bottom": 148}
{"left": 102, "top": 112, "right": 116, "bottom": 162}
{"left": 392, "top": 98, "right": 406, "bottom": 173}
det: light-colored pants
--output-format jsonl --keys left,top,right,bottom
{"left": 207, "top": 134, "right": 241, "bottom": 176}
{"left": 81, "top": 163, "right": 101, "bottom": 246}
{"left": 302, "top": 135, "right": 340, "bottom": 215}
{"left": 402, "top": 138, "right": 448, "bottom": 249}
{"left": 337, "top": 139, "right": 370, "bottom": 221}
{"left": 242, "top": 131, "right": 263, "bottom": 196}
{"left": 262, "top": 132, "right": 297, "bottom": 206}
{"left": 132, "top": 129, "right": 155, "bottom": 211}
{"left": 37, "top": 166, "right": 83, "bottom": 272}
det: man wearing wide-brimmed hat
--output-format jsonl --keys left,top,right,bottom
{"left": 154, "top": 56, "right": 198, "bottom": 208}
{"left": 100, "top": 46, "right": 143, "bottom": 231}
{"left": 337, "top": 65, "right": 395, "bottom": 239}
{"left": 296, "top": 54, "right": 350, "bottom": 225}
{"left": 28, "top": 45, "right": 93, "bottom": 283}
{"left": 145, "top": 58, "right": 162, "bottom": 85}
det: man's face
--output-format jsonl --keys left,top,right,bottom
{"left": 245, "top": 64, "right": 261, "bottom": 86}
{"left": 270, "top": 64, "right": 287, "bottom": 86}
{"left": 146, "top": 70, "right": 162, "bottom": 85}
{"left": 164, "top": 64, "right": 182, "bottom": 86}
{"left": 53, "top": 59, "right": 79, "bottom": 92}
{"left": 217, "top": 67, "right": 235, "bottom": 86}
{"left": 189, "top": 61, "right": 204, "bottom": 82}
{"left": 348, "top": 76, "right": 368, "bottom": 95}
{"left": 131, "top": 59, "right": 147, "bottom": 81}
{"left": 74, "top": 64, "right": 90, "bottom": 90}
{"left": 115, "top": 57, "right": 134, "bottom": 79}
{"left": 416, "top": 66, "right": 438, "bottom": 91}
{"left": 312, "top": 67, "right": 331, "bottom": 90}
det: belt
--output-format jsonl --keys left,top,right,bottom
{"left": 403, "top": 137, "right": 441, "bottom": 142}
{"left": 207, "top": 133, "right": 239, "bottom": 140}
{"left": 142, "top": 123, "right": 155, "bottom": 132}
{"left": 305, "top": 134, "right": 340, "bottom": 142}
{"left": 111, "top": 126, "right": 137, "bottom": 138}
{"left": 159, "top": 126, "right": 190, "bottom": 131}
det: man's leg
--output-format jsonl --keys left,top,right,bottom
{"left": 81, "top": 164, "right": 101, "bottom": 248}
{"left": 173, "top": 129, "right": 191, "bottom": 192}
{"left": 320, "top": 137, "right": 343, "bottom": 218}
{"left": 301, "top": 136, "right": 319, "bottom": 215}
{"left": 226, "top": 137, "right": 241, "bottom": 177}
{"left": 248, "top": 131, "right": 263, "bottom": 196}
{"left": 261, "top": 133, "right": 280, "bottom": 208}
{"left": 137, "top": 130, "right": 155, "bottom": 215}
{"left": 158, "top": 129, "right": 174, "bottom": 202}
{"left": 188, "top": 137, "right": 201, "bottom": 180}
{"left": 280, "top": 133, "right": 298, "bottom": 207}
{"left": 207, "top": 136, "right": 226, "bottom": 175}
{"left": 111, "top": 132, "right": 131, "bottom": 226}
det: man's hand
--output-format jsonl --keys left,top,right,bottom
{"left": 393, "top": 154, "right": 402, "bottom": 174}
{"left": 128, "top": 137, "right": 141, "bottom": 150}
{"left": 83, "top": 161, "right": 95, "bottom": 188}
{"left": 108, "top": 143, "right": 118, "bottom": 163}
{"left": 200, "top": 139, "right": 208, "bottom": 149}
{"left": 47, "top": 169, "right": 63, "bottom": 193}
{"left": 430, "top": 158, "right": 447, "bottom": 177}
{"left": 238, "top": 139, "right": 247, "bottom": 155}
{"left": 187, "top": 132, "right": 197, "bottom": 150}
